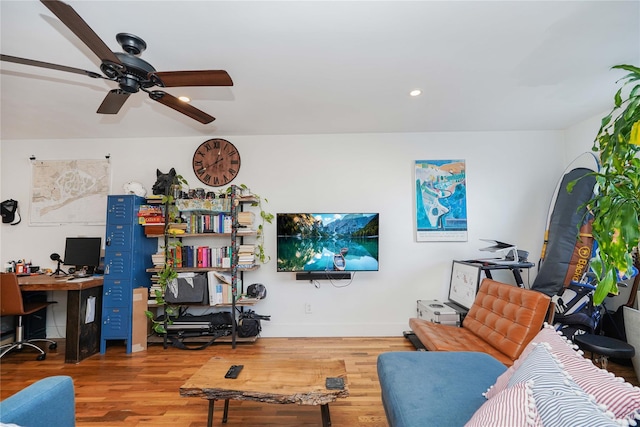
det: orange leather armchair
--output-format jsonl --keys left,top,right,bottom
{"left": 0, "top": 272, "right": 57, "bottom": 360}
{"left": 409, "top": 278, "right": 551, "bottom": 366}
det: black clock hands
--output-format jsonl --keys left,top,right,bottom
{"left": 196, "top": 157, "right": 224, "bottom": 175}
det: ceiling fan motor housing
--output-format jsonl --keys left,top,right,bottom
{"left": 100, "top": 51, "right": 157, "bottom": 93}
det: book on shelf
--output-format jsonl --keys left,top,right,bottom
{"left": 138, "top": 204, "right": 164, "bottom": 215}
{"left": 236, "top": 228, "right": 257, "bottom": 235}
{"left": 144, "top": 225, "right": 165, "bottom": 235}
{"left": 138, "top": 216, "right": 165, "bottom": 225}
{"left": 237, "top": 211, "right": 255, "bottom": 226}
{"left": 184, "top": 213, "right": 232, "bottom": 234}
{"left": 151, "top": 252, "right": 165, "bottom": 267}
{"left": 207, "top": 271, "right": 236, "bottom": 305}
{"left": 237, "top": 263, "right": 257, "bottom": 269}
{"left": 148, "top": 285, "right": 162, "bottom": 302}
{"left": 213, "top": 271, "right": 232, "bottom": 285}
{"left": 179, "top": 245, "right": 232, "bottom": 268}
{"left": 237, "top": 295, "right": 260, "bottom": 303}
{"left": 223, "top": 216, "right": 233, "bottom": 233}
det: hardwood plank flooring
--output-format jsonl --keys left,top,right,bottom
{"left": 1, "top": 337, "right": 638, "bottom": 426}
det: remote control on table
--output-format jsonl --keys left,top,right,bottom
{"left": 225, "top": 364, "right": 244, "bottom": 379}
{"left": 325, "top": 377, "right": 345, "bottom": 390}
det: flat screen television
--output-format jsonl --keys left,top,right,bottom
{"left": 448, "top": 260, "right": 483, "bottom": 310}
{"left": 63, "top": 237, "right": 102, "bottom": 276}
{"left": 277, "top": 213, "right": 379, "bottom": 273}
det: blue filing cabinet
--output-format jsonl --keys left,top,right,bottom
{"left": 100, "top": 195, "right": 156, "bottom": 353}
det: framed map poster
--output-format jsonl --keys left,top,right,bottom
{"left": 414, "top": 159, "right": 468, "bottom": 242}
{"left": 30, "top": 159, "right": 111, "bottom": 225}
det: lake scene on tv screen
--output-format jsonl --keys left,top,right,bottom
{"left": 277, "top": 213, "right": 379, "bottom": 272}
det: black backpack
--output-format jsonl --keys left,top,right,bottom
{"left": 1, "top": 199, "right": 20, "bottom": 225}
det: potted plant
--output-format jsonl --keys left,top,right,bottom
{"left": 585, "top": 64, "right": 640, "bottom": 305}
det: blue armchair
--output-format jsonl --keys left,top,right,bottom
{"left": 0, "top": 376, "right": 75, "bottom": 427}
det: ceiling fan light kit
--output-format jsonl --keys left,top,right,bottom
{"left": 1, "top": 0, "right": 233, "bottom": 124}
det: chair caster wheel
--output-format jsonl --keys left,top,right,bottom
{"left": 36, "top": 354, "right": 46, "bottom": 361}
{"left": 49, "top": 343, "right": 57, "bottom": 350}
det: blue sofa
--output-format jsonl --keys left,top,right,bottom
{"left": 378, "top": 324, "right": 640, "bottom": 426}
{"left": 0, "top": 376, "right": 75, "bottom": 427}
{"left": 377, "top": 351, "right": 506, "bottom": 427}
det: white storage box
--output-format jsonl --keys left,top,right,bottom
{"left": 417, "top": 299, "right": 463, "bottom": 326}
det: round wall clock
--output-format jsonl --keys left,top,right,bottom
{"left": 192, "top": 138, "right": 241, "bottom": 187}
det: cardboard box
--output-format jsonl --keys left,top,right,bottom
{"left": 131, "top": 287, "right": 148, "bottom": 353}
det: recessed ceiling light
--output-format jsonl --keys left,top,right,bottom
{"left": 178, "top": 96, "right": 191, "bottom": 103}
{"left": 409, "top": 89, "right": 422, "bottom": 97}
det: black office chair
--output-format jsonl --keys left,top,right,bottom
{"left": 0, "top": 272, "right": 57, "bottom": 360}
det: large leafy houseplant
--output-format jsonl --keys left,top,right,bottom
{"left": 587, "top": 64, "right": 640, "bottom": 305}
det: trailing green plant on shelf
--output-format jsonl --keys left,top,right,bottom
{"left": 227, "top": 184, "right": 274, "bottom": 264}
{"left": 580, "top": 64, "right": 640, "bottom": 305}
{"left": 144, "top": 173, "right": 188, "bottom": 334}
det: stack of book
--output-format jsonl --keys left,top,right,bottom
{"left": 237, "top": 211, "right": 255, "bottom": 227}
{"left": 151, "top": 252, "right": 165, "bottom": 268}
{"left": 237, "top": 244, "right": 256, "bottom": 267}
{"left": 138, "top": 204, "right": 165, "bottom": 235}
{"left": 145, "top": 195, "right": 164, "bottom": 204}
{"left": 148, "top": 273, "right": 161, "bottom": 303}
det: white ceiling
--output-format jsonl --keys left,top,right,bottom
{"left": 1, "top": 1, "right": 638, "bottom": 141}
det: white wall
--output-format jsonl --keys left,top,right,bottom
{"left": 563, "top": 111, "right": 603, "bottom": 163}
{"left": 1, "top": 130, "right": 567, "bottom": 338}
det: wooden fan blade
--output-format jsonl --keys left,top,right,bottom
{"left": 151, "top": 70, "right": 233, "bottom": 87}
{"left": 150, "top": 91, "right": 215, "bottom": 124}
{"left": 97, "top": 89, "right": 130, "bottom": 114}
{"left": 1, "top": 54, "right": 104, "bottom": 78}
{"left": 40, "top": 0, "right": 122, "bottom": 66}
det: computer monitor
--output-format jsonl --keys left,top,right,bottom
{"left": 63, "top": 237, "right": 102, "bottom": 277}
{"left": 448, "top": 260, "right": 483, "bottom": 310}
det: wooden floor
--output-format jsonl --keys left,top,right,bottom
{"left": 1, "top": 336, "right": 638, "bottom": 427}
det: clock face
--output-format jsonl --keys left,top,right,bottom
{"left": 192, "top": 138, "right": 241, "bottom": 187}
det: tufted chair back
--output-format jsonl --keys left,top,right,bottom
{"left": 462, "top": 279, "right": 551, "bottom": 360}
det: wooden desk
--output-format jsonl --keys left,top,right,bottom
{"left": 18, "top": 275, "right": 103, "bottom": 363}
{"left": 181, "top": 358, "right": 349, "bottom": 427}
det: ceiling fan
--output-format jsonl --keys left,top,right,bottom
{"left": 0, "top": 0, "right": 233, "bottom": 124}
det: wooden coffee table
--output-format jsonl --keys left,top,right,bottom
{"left": 180, "top": 357, "right": 349, "bottom": 427}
